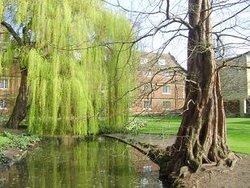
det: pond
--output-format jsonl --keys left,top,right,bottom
{"left": 0, "top": 137, "right": 163, "bottom": 188}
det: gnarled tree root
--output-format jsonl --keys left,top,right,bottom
{"left": 157, "top": 148, "right": 239, "bottom": 188}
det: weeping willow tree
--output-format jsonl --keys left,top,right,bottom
{"left": 0, "top": 0, "right": 137, "bottom": 135}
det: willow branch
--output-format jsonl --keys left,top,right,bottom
{"left": 1, "top": 21, "right": 23, "bottom": 45}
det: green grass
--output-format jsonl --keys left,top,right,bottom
{"left": 136, "top": 116, "right": 250, "bottom": 154}
{"left": 138, "top": 116, "right": 180, "bottom": 135}
{"left": 0, "top": 136, "right": 10, "bottom": 148}
{"left": 226, "top": 118, "right": 250, "bottom": 154}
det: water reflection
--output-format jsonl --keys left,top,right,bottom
{"left": 0, "top": 137, "right": 162, "bottom": 188}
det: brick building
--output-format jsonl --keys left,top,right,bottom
{"left": 0, "top": 48, "right": 186, "bottom": 116}
{"left": 131, "top": 52, "right": 186, "bottom": 115}
{"left": 0, "top": 25, "right": 21, "bottom": 114}
{"left": 0, "top": 66, "right": 20, "bottom": 114}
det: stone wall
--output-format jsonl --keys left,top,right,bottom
{"left": 220, "top": 52, "right": 250, "bottom": 116}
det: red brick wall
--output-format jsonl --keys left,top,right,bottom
{"left": 131, "top": 53, "right": 186, "bottom": 115}
{"left": 0, "top": 65, "right": 21, "bottom": 114}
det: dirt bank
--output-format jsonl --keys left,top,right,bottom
{"left": 107, "top": 134, "right": 250, "bottom": 188}
{"left": 0, "top": 127, "right": 39, "bottom": 170}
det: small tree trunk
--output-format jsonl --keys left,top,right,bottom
{"left": 6, "top": 69, "right": 28, "bottom": 129}
{"left": 158, "top": 0, "right": 236, "bottom": 184}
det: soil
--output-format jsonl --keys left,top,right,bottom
{"left": 110, "top": 134, "right": 250, "bottom": 188}
{"left": 183, "top": 154, "right": 250, "bottom": 188}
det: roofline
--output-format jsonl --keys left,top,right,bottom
{"left": 139, "top": 51, "right": 187, "bottom": 74}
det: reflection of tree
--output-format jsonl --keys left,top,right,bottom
{"left": 5, "top": 139, "right": 144, "bottom": 188}
{"left": 1, "top": 138, "right": 163, "bottom": 187}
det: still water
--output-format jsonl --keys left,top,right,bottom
{"left": 0, "top": 137, "right": 163, "bottom": 188}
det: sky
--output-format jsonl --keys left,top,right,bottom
{"left": 104, "top": 0, "right": 250, "bottom": 68}
{"left": 104, "top": 0, "right": 188, "bottom": 68}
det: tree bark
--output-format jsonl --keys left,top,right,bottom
{"left": 6, "top": 69, "right": 28, "bottom": 129}
{"left": 158, "top": 0, "right": 236, "bottom": 185}
{"left": 1, "top": 21, "right": 29, "bottom": 129}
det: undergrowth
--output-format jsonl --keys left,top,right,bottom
{"left": 2, "top": 131, "right": 40, "bottom": 150}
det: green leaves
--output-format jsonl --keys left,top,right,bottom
{"left": 1, "top": 0, "right": 137, "bottom": 135}
{"left": 9, "top": 0, "right": 137, "bottom": 135}
{"left": 2, "top": 131, "right": 40, "bottom": 150}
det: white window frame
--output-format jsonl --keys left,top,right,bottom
{"left": 0, "top": 78, "right": 9, "bottom": 90}
{"left": 74, "top": 51, "right": 81, "bottom": 60}
{"left": 0, "top": 99, "right": 7, "bottom": 109}
{"left": 163, "top": 101, "right": 171, "bottom": 110}
{"left": 158, "top": 59, "right": 166, "bottom": 66}
{"left": 163, "top": 85, "right": 171, "bottom": 94}
{"left": 144, "top": 84, "right": 151, "bottom": 93}
{"left": 163, "top": 71, "right": 173, "bottom": 77}
{"left": 143, "top": 100, "right": 152, "bottom": 110}
{"left": 143, "top": 70, "right": 153, "bottom": 77}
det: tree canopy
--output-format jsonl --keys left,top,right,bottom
{"left": 0, "top": 0, "right": 137, "bottom": 135}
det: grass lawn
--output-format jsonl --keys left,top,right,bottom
{"left": 137, "top": 116, "right": 180, "bottom": 135}
{"left": 227, "top": 118, "right": 250, "bottom": 154}
{"left": 136, "top": 116, "right": 250, "bottom": 154}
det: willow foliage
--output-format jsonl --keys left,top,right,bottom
{"left": 0, "top": 0, "right": 137, "bottom": 135}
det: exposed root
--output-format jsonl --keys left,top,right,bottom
{"left": 234, "top": 153, "right": 243, "bottom": 160}
{"left": 225, "top": 152, "right": 239, "bottom": 170}
{"left": 103, "top": 134, "right": 240, "bottom": 188}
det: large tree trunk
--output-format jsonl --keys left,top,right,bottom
{"left": 6, "top": 69, "right": 28, "bottom": 129}
{"left": 158, "top": 0, "right": 236, "bottom": 185}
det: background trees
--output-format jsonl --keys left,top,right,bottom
{"left": 0, "top": 0, "right": 137, "bottom": 135}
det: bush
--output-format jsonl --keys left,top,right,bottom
{"left": 125, "top": 118, "right": 147, "bottom": 134}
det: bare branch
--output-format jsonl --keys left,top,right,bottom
{"left": 213, "top": 3, "right": 250, "bottom": 28}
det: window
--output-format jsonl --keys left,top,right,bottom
{"left": 163, "top": 85, "right": 171, "bottom": 94}
{"left": 144, "top": 84, "right": 152, "bottom": 93}
{"left": 74, "top": 52, "right": 81, "bottom": 60}
{"left": 143, "top": 70, "right": 153, "bottom": 77}
{"left": 144, "top": 100, "right": 152, "bottom": 110}
{"left": 162, "top": 71, "right": 173, "bottom": 77}
{"left": 158, "top": 59, "right": 166, "bottom": 66}
{"left": 140, "top": 58, "right": 148, "bottom": 64}
{"left": 163, "top": 101, "right": 171, "bottom": 109}
{"left": 0, "top": 79, "right": 8, "bottom": 89}
{"left": 0, "top": 99, "right": 7, "bottom": 109}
